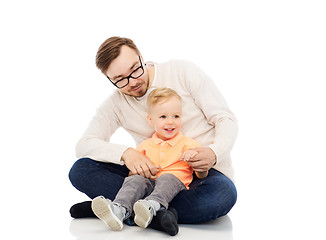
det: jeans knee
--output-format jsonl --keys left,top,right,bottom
{"left": 201, "top": 173, "right": 237, "bottom": 218}
{"left": 221, "top": 177, "right": 237, "bottom": 208}
{"left": 215, "top": 177, "right": 237, "bottom": 215}
{"left": 68, "top": 158, "right": 93, "bottom": 187}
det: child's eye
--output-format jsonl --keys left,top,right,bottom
{"left": 160, "top": 115, "right": 166, "bottom": 119}
{"left": 174, "top": 115, "right": 180, "bottom": 118}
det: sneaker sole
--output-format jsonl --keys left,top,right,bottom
{"left": 133, "top": 201, "right": 152, "bottom": 228}
{"left": 91, "top": 196, "right": 123, "bottom": 231}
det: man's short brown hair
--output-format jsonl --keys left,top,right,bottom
{"left": 95, "top": 37, "right": 140, "bottom": 74}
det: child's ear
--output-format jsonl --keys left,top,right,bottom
{"left": 147, "top": 114, "right": 153, "bottom": 127}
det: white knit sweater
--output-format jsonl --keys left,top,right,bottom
{"left": 76, "top": 60, "right": 238, "bottom": 181}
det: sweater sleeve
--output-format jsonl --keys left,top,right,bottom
{"left": 75, "top": 95, "right": 129, "bottom": 165}
{"left": 182, "top": 61, "right": 238, "bottom": 163}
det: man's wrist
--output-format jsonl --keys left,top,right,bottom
{"left": 207, "top": 146, "right": 217, "bottom": 167}
{"left": 121, "top": 147, "right": 132, "bottom": 163}
{"left": 213, "top": 154, "right": 217, "bottom": 166}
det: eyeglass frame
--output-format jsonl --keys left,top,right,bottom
{"left": 106, "top": 56, "right": 144, "bottom": 89}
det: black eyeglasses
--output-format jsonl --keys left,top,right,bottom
{"left": 107, "top": 56, "right": 144, "bottom": 89}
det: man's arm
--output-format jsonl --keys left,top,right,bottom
{"left": 183, "top": 61, "right": 238, "bottom": 168}
{"left": 76, "top": 94, "right": 160, "bottom": 178}
{"left": 75, "top": 96, "right": 128, "bottom": 165}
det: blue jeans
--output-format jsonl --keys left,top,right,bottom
{"left": 69, "top": 158, "right": 237, "bottom": 224}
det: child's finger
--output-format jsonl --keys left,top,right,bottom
{"left": 180, "top": 152, "right": 186, "bottom": 161}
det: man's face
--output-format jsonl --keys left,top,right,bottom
{"left": 105, "top": 45, "right": 149, "bottom": 97}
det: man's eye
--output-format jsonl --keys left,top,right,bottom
{"left": 114, "top": 78, "right": 123, "bottom": 83}
{"left": 134, "top": 65, "right": 141, "bottom": 71}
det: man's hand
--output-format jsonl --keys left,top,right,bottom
{"left": 121, "top": 148, "right": 160, "bottom": 178}
{"left": 186, "top": 147, "right": 217, "bottom": 172}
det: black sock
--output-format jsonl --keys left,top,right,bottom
{"left": 70, "top": 201, "right": 179, "bottom": 236}
{"left": 148, "top": 208, "right": 179, "bottom": 236}
{"left": 70, "top": 201, "right": 96, "bottom": 218}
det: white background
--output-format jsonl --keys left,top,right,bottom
{"left": 1, "top": 0, "right": 325, "bottom": 239}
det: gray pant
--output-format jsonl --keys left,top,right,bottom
{"left": 113, "top": 173, "right": 186, "bottom": 215}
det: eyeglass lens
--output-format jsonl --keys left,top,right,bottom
{"left": 114, "top": 57, "right": 144, "bottom": 88}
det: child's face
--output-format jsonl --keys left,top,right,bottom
{"left": 147, "top": 97, "right": 182, "bottom": 141}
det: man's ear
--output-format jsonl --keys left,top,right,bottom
{"left": 147, "top": 114, "right": 153, "bottom": 127}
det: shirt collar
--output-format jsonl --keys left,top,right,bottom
{"left": 151, "top": 132, "right": 183, "bottom": 146}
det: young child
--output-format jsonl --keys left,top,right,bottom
{"left": 91, "top": 88, "right": 208, "bottom": 235}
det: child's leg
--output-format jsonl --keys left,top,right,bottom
{"left": 149, "top": 207, "right": 179, "bottom": 236}
{"left": 114, "top": 174, "right": 153, "bottom": 215}
{"left": 133, "top": 174, "right": 185, "bottom": 229}
{"left": 92, "top": 174, "right": 153, "bottom": 231}
{"left": 92, "top": 196, "right": 125, "bottom": 231}
{"left": 145, "top": 173, "right": 186, "bottom": 209}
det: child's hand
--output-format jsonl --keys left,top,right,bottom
{"left": 180, "top": 150, "right": 198, "bottom": 162}
{"left": 149, "top": 165, "right": 162, "bottom": 180}
{"left": 129, "top": 165, "right": 161, "bottom": 179}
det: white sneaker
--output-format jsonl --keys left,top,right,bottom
{"left": 91, "top": 196, "right": 124, "bottom": 231}
{"left": 133, "top": 200, "right": 156, "bottom": 228}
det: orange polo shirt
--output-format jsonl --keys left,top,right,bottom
{"left": 136, "top": 132, "right": 201, "bottom": 188}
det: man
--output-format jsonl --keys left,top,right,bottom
{"left": 69, "top": 37, "right": 238, "bottom": 235}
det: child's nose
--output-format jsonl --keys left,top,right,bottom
{"left": 166, "top": 117, "right": 173, "bottom": 124}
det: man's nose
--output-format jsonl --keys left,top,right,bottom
{"left": 128, "top": 77, "right": 138, "bottom": 87}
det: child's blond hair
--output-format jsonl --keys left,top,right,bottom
{"left": 147, "top": 88, "right": 181, "bottom": 113}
